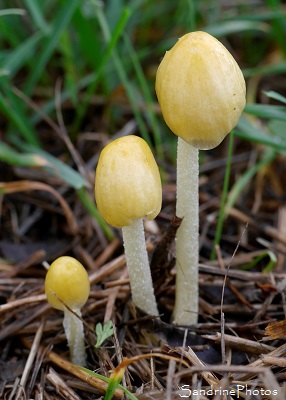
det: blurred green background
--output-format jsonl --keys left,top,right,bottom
{"left": 1, "top": 0, "right": 286, "bottom": 242}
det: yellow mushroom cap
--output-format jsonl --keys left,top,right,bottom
{"left": 45, "top": 256, "right": 90, "bottom": 311}
{"left": 95, "top": 135, "right": 162, "bottom": 228}
{"left": 155, "top": 31, "right": 246, "bottom": 150}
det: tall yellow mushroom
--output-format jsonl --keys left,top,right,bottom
{"left": 95, "top": 135, "right": 162, "bottom": 316}
{"left": 156, "top": 31, "right": 246, "bottom": 325}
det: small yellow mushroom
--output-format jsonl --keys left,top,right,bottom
{"left": 95, "top": 135, "right": 161, "bottom": 316}
{"left": 45, "top": 256, "right": 90, "bottom": 365}
{"left": 95, "top": 135, "right": 162, "bottom": 228}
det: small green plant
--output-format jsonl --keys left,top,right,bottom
{"left": 82, "top": 352, "right": 190, "bottom": 400}
{"left": 241, "top": 250, "right": 277, "bottom": 273}
{"left": 94, "top": 321, "right": 114, "bottom": 348}
{"left": 81, "top": 367, "right": 138, "bottom": 400}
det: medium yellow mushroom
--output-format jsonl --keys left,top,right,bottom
{"left": 95, "top": 135, "right": 162, "bottom": 316}
{"left": 45, "top": 256, "right": 90, "bottom": 365}
{"left": 156, "top": 31, "right": 246, "bottom": 325}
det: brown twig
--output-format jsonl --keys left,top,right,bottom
{"left": 21, "top": 337, "right": 124, "bottom": 399}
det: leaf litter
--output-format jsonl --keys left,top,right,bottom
{"left": 1, "top": 131, "right": 286, "bottom": 399}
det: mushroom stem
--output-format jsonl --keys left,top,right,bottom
{"left": 173, "top": 137, "right": 199, "bottom": 325}
{"left": 63, "top": 307, "right": 86, "bottom": 366}
{"left": 122, "top": 218, "right": 159, "bottom": 316}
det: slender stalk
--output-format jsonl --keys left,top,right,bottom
{"left": 122, "top": 218, "right": 159, "bottom": 316}
{"left": 63, "top": 308, "right": 86, "bottom": 366}
{"left": 173, "top": 137, "right": 199, "bottom": 325}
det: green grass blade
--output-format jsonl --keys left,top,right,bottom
{"left": 12, "top": 140, "right": 90, "bottom": 190}
{"left": 60, "top": 30, "right": 78, "bottom": 108}
{"left": 105, "top": 0, "right": 125, "bottom": 30}
{"left": 104, "top": 375, "right": 123, "bottom": 400}
{"left": 123, "top": 33, "right": 162, "bottom": 156}
{"left": 8, "top": 139, "right": 113, "bottom": 238}
{"left": 0, "top": 8, "right": 26, "bottom": 17}
{"left": 72, "top": 7, "right": 132, "bottom": 133}
{"left": 3, "top": 32, "right": 42, "bottom": 78}
{"left": 24, "top": 0, "right": 79, "bottom": 94}
{"left": 0, "top": 141, "right": 48, "bottom": 167}
{"left": 95, "top": 5, "right": 152, "bottom": 146}
{"left": 243, "top": 61, "right": 286, "bottom": 78}
{"left": 267, "top": 0, "right": 286, "bottom": 56}
{"left": 23, "top": 0, "right": 50, "bottom": 35}
{"left": 0, "top": 13, "right": 24, "bottom": 49}
{"left": 76, "top": 188, "right": 114, "bottom": 240}
{"left": 263, "top": 90, "right": 286, "bottom": 104}
{"left": 206, "top": 20, "right": 270, "bottom": 37}
{"left": 225, "top": 149, "right": 276, "bottom": 214}
{"left": 268, "top": 120, "right": 286, "bottom": 141}
{"left": 0, "top": 87, "right": 40, "bottom": 146}
{"left": 72, "top": 7, "right": 101, "bottom": 69}
{"left": 210, "top": 132, "right": 234, "bottom": 260}
{"left": 232, "top": 9, "right": 286, "bottom": 22}
{"left": 80, "top": 367, "right": 138, "bottom": 400}
{"left": 234, "top": 116, "right": 286, "bottom": 151}
{"left": 244, "top": 103, "right": 286, "bottom": 121}
{"left": 187, "top": 0, "right": 196, "bottom": 31}
{"left": 30, "top": 153, "right": 90, "bottom": 190}
{"left": 262, "top": 251, "right": 277, "bottom": 272}
{"left": 241, "top": 251, "right": 277, "bottom": 273}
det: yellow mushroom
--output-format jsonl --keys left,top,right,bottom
{"left": 45, "top": 256, "right": 90, "bottom": 365}
{"left": 156, "top": 31, "right": 246, "bottom": 150}
{"left": 155, "top": 31, "right": 246, "bottom": 325}
{"left": 95, "top": 135, "right": 161, "bottom": 316}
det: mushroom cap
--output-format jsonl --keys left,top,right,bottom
{"left": 95, "top": 135, "right": 162, "bottom": 228}
{"left": 155, "top": 31, "right": 246, "bottom": 150}
{"left": 45, "top": 256, "right": 90, "bottom": 311}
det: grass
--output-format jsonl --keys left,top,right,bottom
{"left": 1, "top": 0, "right": 286, "bottom": 399}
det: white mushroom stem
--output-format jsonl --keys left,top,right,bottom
{"left": 173, "top": 137, "right": 199, "bottom": 325}
{"left": 63, "top": 308, "right": 86, "bottom": 366}
{"left": 122, "top": 218, "right": 159, "bottom": 316}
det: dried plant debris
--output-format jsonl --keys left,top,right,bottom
{"left": 150, "top": 216, "right": 182, "bottom": 294}
{"left": 265, "top": 319, "right": 286, "bottom": 340}
{"left": 1, "top": 245, "right": 286, "bottom": 400}
{"left": 1, "top": 158, "right": 286, "bottom": 399}
{"left": 1, "top": 156, "right": 286, "bottom": 399}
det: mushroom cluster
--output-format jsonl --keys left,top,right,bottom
{"left": 43, "top": 31, "right": 246, "bottom": 370}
